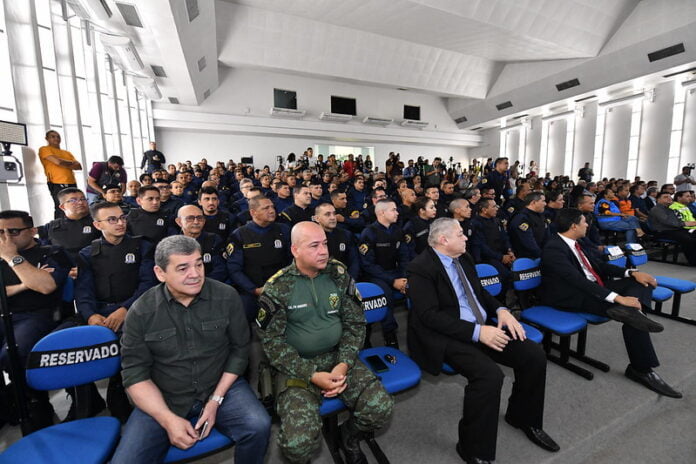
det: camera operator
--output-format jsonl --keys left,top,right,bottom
{"left": 674, "top": 165, "right": 696, "bottom": 193}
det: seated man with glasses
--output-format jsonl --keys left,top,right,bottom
{"left": 0, "top": 210, "right": 72, "bottom": 429}
{"left": 175, "top": 205, "right": 227, "bottom": 282}
{"left": 74, "top": 202, "right": 156, "bottom": 423}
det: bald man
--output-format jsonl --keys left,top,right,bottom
{"left": 175, "top": 205, "right": 227, "bottom": 281}
{"left": 258, "top": 222, "right": 393, "bottom": 464}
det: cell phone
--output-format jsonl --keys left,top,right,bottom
{"left": 196, "top": 408, "right": 209, "bottom": 440}
{"left": 365, "top": 354, "right": 389, "bottom": 373}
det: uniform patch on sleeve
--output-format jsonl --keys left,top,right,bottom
{"left": 256, "top": 295, "right": 278, "bottom": 330}
{"left": 518, "top": 222, "right": 529, "bottom": 231}
{"left": 481, "top": 178, "right": 488, "bottom": 184}
{"left": 507, "top": 207, "right": 514, "bottom": 213}
{"left": 404, "top": 234, "right": 412, "bottom": 243}
{"left": 223, "top": 242, "right": 234, "bottom": 259}
{"left": 350, "top": 210, "right": 360, "bottom": 219}
{"left": 359, "top": 244, "right": 369, "bottom": 255}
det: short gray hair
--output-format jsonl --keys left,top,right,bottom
{"left": 155, "top": 235, "right": 201, "bottom": 269}
{"left": 427, "top": 217, "right": 459, "bottom": 247}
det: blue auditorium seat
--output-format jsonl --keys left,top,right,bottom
{"left": 0, "top": 326, "right": 121, "bottom": 464}
{"left": 164, "top": 424, "right": 233, "bottom": 463}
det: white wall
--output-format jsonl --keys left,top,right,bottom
{"left": 154, "top": 66, "right": 476, "bottom": 169}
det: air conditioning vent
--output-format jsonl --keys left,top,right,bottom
{"left": 556, "top": 78, "right": 580, "bottom": 92}
{"left": 185, "top": 0, "right": 199, "bottom": 22}
{"left": 151, "top": 65, "right": 167, "bottom": 78}
{"left": 203, "top": 89, "right": 210, "bottom": 99}
{"left": 454, "top": 116, "right": 468, "bottom": 124}
{"left": 197, "top": 56, "right": 206, "bottom": 72}
{"left": 270, "top": 107, "right": 306, "bottom": 118}
{"left": 648, "top": 43, "right": 685, "bottom": 62}
{"left": 512, "top": 113, "right": 529, "bottom": 120}
{"left": 400, "top": 119, "right": 430, "bottom": 129}
{"left": 319, "top": 112, "right": 353, "bottom": 122}
{"left": 168, "top": 97, "right": 179, "bottom": 104}
{"left": 575, "top": 95, "right": 597, "bottom": 103}
{"left": 115, "top": 2, "right": 143, "bottom": 28}
{"left": 362, "top": 116, "right": 393, "bottom": 126}
{"left": 470, "top": 126, "right": 483, "bottom": 131}
{"left": 496, "top": 101, "right": 513, "bottom": 111}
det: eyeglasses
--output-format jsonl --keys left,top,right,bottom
{"left": 0, "top": 227, "right": 32, "bottom": 236}
{"left": 96, "top": 215, "right": 128, "bottom": 224}
{"left": 62, "top": 197, "right": 88, "bottom": 205}
{"left": 183, "top": 215, "right": 205, "bottom": 223}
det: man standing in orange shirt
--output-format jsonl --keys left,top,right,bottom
{"left": 38, "top": 130, "right": 82, "bottom": 218}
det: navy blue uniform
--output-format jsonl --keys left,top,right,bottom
{"left": 191, "top": 232, "right": 227, "bottom": 282}
{"left": 325, "top": 227, "right": 360, "bottom": 280}
{"left": 278, "top": 205, "right": 314, "bottom": 227}
{"left": 37, "top": 215, "right": 101, "bottom": 264}
{"left": 75, "top": 236, "right": 156, "bottom": 322}
{"left": 358, "top": 222, "right": 413, "bottom": 334}
{"left": 160, "top": 197, "right": 184, "bottom": 218}
{"left": 480, "top": 170, "right": 510, "bottom": 203}
{"left": 225, "top": 221, "right": 291, "bottom": 321}
{"left": 508, "top": 209, "right": 550, "bottom": 259}
{"left": 273, "top": 196, "right": 293, "bottom": 213}
{"left": 202, "top": 210, "right": 237, "bottom": 241}
{"left": 470, "top": 215, "right": 513, "bottom": 293}
{"left": 348, "top": 188, "right": 369, "bottom": 212}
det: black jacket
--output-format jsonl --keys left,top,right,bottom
{"left": 539, "top": 234, "right": 625, "bottom": 312}
{"left": 406, "top": 247, "right": 501, "bottom": 376}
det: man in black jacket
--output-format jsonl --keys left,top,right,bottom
{"left": 407, "top": 218, "right": 558, "bottom": 463}
{"left": 647, "top": 192, "right": 696, "bottom": 266}
{"left": 541, "top": 208, "right": 681, "bottom": 398}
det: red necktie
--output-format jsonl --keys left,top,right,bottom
{"left": 574, "top": 241, "right": 604, "bottom": 287}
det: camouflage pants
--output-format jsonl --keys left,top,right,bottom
{"left": 276, "top": 351, "right": 394, "bottom": 464}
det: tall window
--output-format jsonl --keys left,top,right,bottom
{"left": 626, "top": 99, "right": 644, "bottom": 180}
{"left": 593, "top": 106, "right": 607, "bottom": 180}
{"left": 0, "top": 1, "right": 16, "bottom": 120}
{"left": 667, "top": 80, "right": 687, "bottom": 180}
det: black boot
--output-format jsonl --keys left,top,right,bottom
{"left": 383, "top": 330, "right": 399, "bottom": 350}
{"left": 339, "top": 419, "right": 368, "bottom": 464}
{"left": 27, "top": 389, "right": 54, "bottom": 432}
{"left": 63, "top": 383, "right": 106, "bottom": 423}
{"left": 107, "top": 374, "right": 133, "bottom": 424}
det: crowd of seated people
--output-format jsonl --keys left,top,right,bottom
{"left": 1, "top": 144, "right": 694, "bottom": 464}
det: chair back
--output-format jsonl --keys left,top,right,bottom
{"left": 356, "top": 282, "right": 388, "bottom": 324}
{"left": 26, "top": 326, "right": 120, "bottom": 391}
{"left": 624, "top": 242, "right": 648, "bottom": 267}
{"left": 511, "top": 258, "right": 542, "bottom": 291}
{"left": 474, "top": 263, "right": 502, "bottom": 297}
{"left": 604, "top": 245, "right": 627, "bottom": 268}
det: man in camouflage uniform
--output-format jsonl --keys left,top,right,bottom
{"left": 258, "top": 221, "right": 393, "bottom": 464}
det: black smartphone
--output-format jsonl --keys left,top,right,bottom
{"left": 365, "top": 354, "right": 389, "bottom": 373}
{"left": 197, "top": 407, "right": 209, "bottom": 440}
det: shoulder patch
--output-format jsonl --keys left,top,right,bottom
{"left": 404, "top": 234, "right": 412, "bottom": 243}
{"left": 266, "top": 267, "right": 286, "bottom": 285}
{"left": 507, "top": 207, "right": 514, "bottom": 213}
{"left": 359, "top": 243, "right": 369, "bottom": 255}
{"left": 256, "top": 295, "right": 278, "bottom": 330}
{"left": 350, "top": 210, "right": 360, "bottom": 219}
{"left": 518, "top": 222, "right": 529, "bottom": 231}
{"left": 225, "top": 242, "right": 234, "bottom": 256}
{"left": 481, "top": 178, "right": 488, "bottom": 184}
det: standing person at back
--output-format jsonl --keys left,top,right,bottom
{"left": 140, "top": 141, "right": 166, "bottom": 174}
{"left": 38, "top": 130, "right": 82, "bottom": 218}
{"left": 86, "top": 156, "right": 127, "bottom": 204}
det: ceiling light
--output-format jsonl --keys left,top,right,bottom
{"left": 598, "top": 91, "right": 650, "bottom": 109}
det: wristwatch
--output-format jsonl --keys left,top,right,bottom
{"left": 209, "top": 394, "right": 224, "bottom": 406}
{"left": 8, "top": 255, "right": 25, "bottom": 268}
{"left": 627, "top": 269, "right": 637, "bottom": 277}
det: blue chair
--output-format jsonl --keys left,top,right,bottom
{"left": 652, "top": 237, "right": 682, "bottom": 263}
{"left": 512, "top": 258, "right": 608, "bottom": 380}
{"left": 0, "top": 326, "right": 121, "bottom": 464}
{"left": 164, "top": 424, "right": 234, "bottom": 463}
{"left": 624, "top": 243, "right": 695, "bottom": 326}
{"left": 320, "top": 283, "right": 421, "bottom": 464}
{"left": 440, "top": 264, "right": 544, "bottom": 375}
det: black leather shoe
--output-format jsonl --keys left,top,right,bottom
{"left": 339, "top": 420, "right": 368, "bottom": 464}
{"left": 383, "top": 330, "right": 399, "bottom": 350}
{"left": 455, "top": 442, "right": 493, "bottom": 463}
{"left": 606, "top": 306, "right": 663, "bottom": 333}
{"left": 625, "top": 365, "right": 682, "bottom": 398}
{"left": 505, "top": 416, "right": 560, "bottom": 452}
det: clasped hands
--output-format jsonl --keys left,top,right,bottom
{"left": 479, "top": 309, "right": 526, "bottom": 352}
{"left": 311, "top": 362, "right": 349, "bottom": 398}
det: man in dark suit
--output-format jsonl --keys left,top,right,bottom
{"left": 407, "top": 218, "right": 559, "bottom": 463}
{"left": 541, "top": 208, "right": 681, "bottom": 398}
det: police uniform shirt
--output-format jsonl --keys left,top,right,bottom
{"left": 38, "top": 215, "right": 101, "bottom": 263}
{"left": 403, "top": 216, "right": 431, "bottom": 255}
{"left": 127, "top": 208, "right": 171, "bottom": 243}
{"left": 160, "top": 197, "right": 185, "bottom": 218}
{"left": 348, "top": 188, "right": 369, "bottom": 212}
{"left": 360, "top": 205, "right": 377, "bottom": 225}
{"left": 273, "top": 196, "right": 294, "bottom": 214}
{"left": 508, "top": 210, "right": 549, "bottom": 259}
{"left": 278, "top": 205, "right": 314, "bottom": 226}
{"left": 75, "top": 235, "right": 156, "bottom": 321}
{"left": 182, "top": 184, "right": 199, "bottom": 204}
{"left": 458, "top": 219, "right": 474, "bottom": 239}
{"left": 193, "top": 232, "right": 228, "bottom": 282}
{"left": 502, "top": 197, "right": 525, "bottom": 221}
{"left": 480, "top": 170, "right": 509, "bottom": 203}
{"left": 325, "top": 227, "right": 360, "bottom": 280}
{"left": 470, "top": 216, "right": 511, "bottom": 262}
{"left": 225, "top": 222, "right": 292, "bottom": 293}
{"left": 335, "top": 206, "right": 364, "bottom": 234}
{"left": 202, "top": 210, "right": 237, "bottom": 241}
{"left": 358, "top": 222, "right": 412, "bottom": 282}
{"left": 1, "top": 242, "right": 71, "bottom": 314}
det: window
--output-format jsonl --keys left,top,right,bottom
{"left": 0, "top": 0, "right": 16, "bottom": 118}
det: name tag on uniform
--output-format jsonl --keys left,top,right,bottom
{"left": 82, "top": 226, "right": 92, "bottom": 234}
{"left": 289, "top": 303, "right": 308, "bottom": 310}
{"left": 376, "top": 242, "right": 391, "bottom": 248}
{"left": 243, "top": 243, "right": 262, "bottom": 249}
